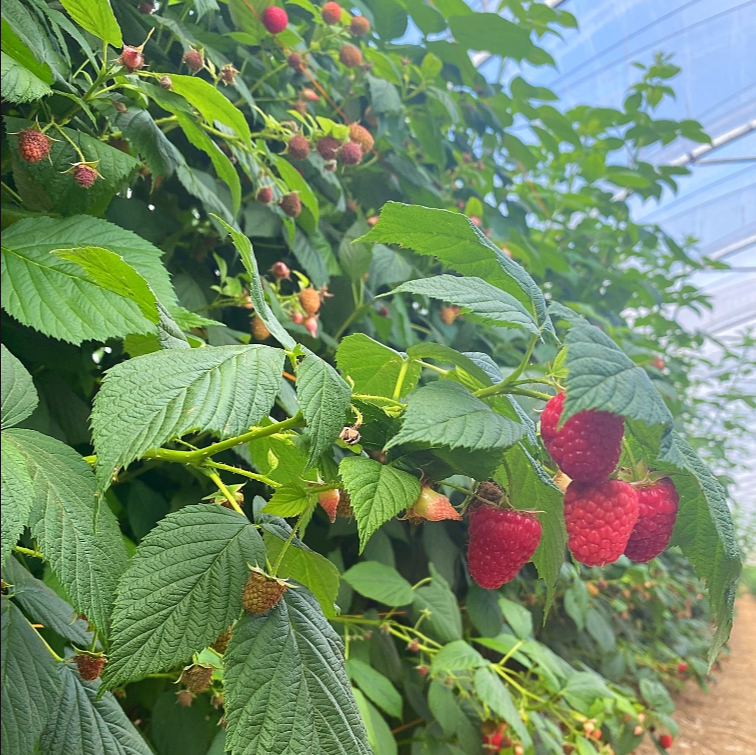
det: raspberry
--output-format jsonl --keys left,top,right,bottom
{"left": 279, "top": 191, "right": 302, "bottom": 217}
{"left": 564, "top": 480, "right": 638, "bottom": 566}
{"left": 339, "top": 426, "right": 361, "bottom": 445}
{"left": 288, "top": 53, "right": 305, "bottom": 72}
{"left": 16, "top": 128, "right": 52, "bottom": 163}
{"left": 301, "top": 87, "right": 320, "bottom": 102}
{"left": 75, "top": 653, "right": 107, "bottom": 681}
{"left": 176, "top": 690, "right": 194, "bottom": 707}
{"left": 316, "top": 135, "right": 341, "bottom": 161}
{"left": 262, "top": 6, "right": 288, "bottom": 34}
{"left": 623, "top": 479, "right": 679, "bottom": 563}
{"left": 288, "top": 135, "right": 310, "bottom": 160}
{"left": 350, "top": 15, "right": 370, "bottom": 35}
{"left": 138, "top": 0, "right": 155, "bottom": 13}
{"left": 677, "top": 661, "right": 688, "bottom": 674}
{"left": 540, "top": 392, "right": 624, "bottom": 482}
{"left": 440, "top": 305, "right": 460, "bottom": 325}
{"left": 336, "top": 491, "right": 354, "bottom": 518}
{"left": 298, "top": 287, "right": 321, "bottom": 314}
{"left": 242, "top": 567, "right": 288, "bottom": 613}
{"left": 467, "top": 505, "right": 542, "bottom": 589}
{"left": 482, "top": 721, "right": 508, "bottom": 752}
{"left": 270, "top": 261, "right": 291, "bottom": 279}
{"left": 211, "top": 627, "right": 232, "bottom": 654}
{"left": 339, "top": 141, "right": 362, "bottom": 165}
{"left": 181, "top": 664, "right": 213, "bottom": 693}
{"left": 321, "top": 1, "right": 342, "bottom": 24}
{"left": 349, "top": 123, "right": 374, "bottom": 152}
{"left": 256, "top": 186, "right": 273, "bottom": 204}
{"left": 659, "top": 734, "right": 673, "bottom": 749}
{"left": 183, "top": 49, "right": 204, "bottom": 72}
{"left": 251, "top": 315, "right": 271, "bottom": 341}
{"left": 72, "top": 163, "right": 99, "bottom": 189}
{"left": 339, "top": 44, "right": 363, "bottom": 67}
{"left": 220, "top": 64, "right": 239, "bottom": 85}
{"left": 367, "top": 215, "right": 379, "bottom": 227}
{"left": 118, "top": 45, "right": 144, "bottom": 72}
{"left": 291, "top": 310, "right": 304, "bottom": 324}
{"left": 304, "top": 315, "right": 318, "bottom": 336}
{"left": 292, "top": 100, "right": 307, "bottom": 115}
{"left": 318, "top": 489, "right": 340, "bottom": 523}
{"left": 160, "top": 75, "right": 173, "bottom": 89}
{"left": 407, "top": 486, "right": 461, "bottom": 523}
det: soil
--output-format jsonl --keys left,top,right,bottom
{"left": 635, "top": 594, "right": 756, "bottom": 755}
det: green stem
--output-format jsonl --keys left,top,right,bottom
{"left": 473, "top": 334, "right": 539, "bottom": 399}
{"left": 416, "top": 360, "right": 448, "bottom": 376}
{"left": 205, "top": 460, "right": 281, "bottom": 488}
{"left": 334, "top": 303, "right": 371, "bottom": 340}
{"left": 205, "top": 470, "right": 245, "bottom": 515}
{"left": 508, "top": 387, "right": 553, "bottom": 401}
{"left": 271, "top": 507, "right": 308, "bottom": 577}
{"left": 392, "top": 359, "right": 411, "bottom": 401}
{"left": 14, "top": 546, "right": 44, "bottom": 559}
{"left": 352, "top": 393, "right": 404, "bottom": 409}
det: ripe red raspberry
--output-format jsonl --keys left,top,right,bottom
{"left": 270, "top": 261, "right": 291, "bottom": 279}
{"left": 181, "top": 664, "right": 213, "bottom": 693}
{"left": 339, "top": 44, "right": 363, "bottom": 67}
{"left": 251, "top": 315, "right": 271, "bottom": 341}
{"left": 298, "top": 287, "right": 321, "bottom": 315}
{"left": 564, "top": 480, "right": 638, "bottom": 566}
{"left": 407, "top": 486, "right": 461, "bottom": 523}
{"left": 316, "top": 135, "right": 341, "bottom": 161}
{"left": 659, "top": 734, "right": 673, "bottom": 749}
{"left": 321, "top": 1, "right": 342, "bottom": 24}
{"left": 677, "top": 661, "right": 688, "bottom": 674}
{"left": 242, "top": 567, "right": 288, "bottom": 613}
{"left": 183, "top": 49, "right": 204, "bottom": 72}
{"left": 350, "top": 15, "right": 370, "bottom": 35}
{"left": 349, "top": 123, "right": 374, "bottom": 152}
{"left": 623, "top": 478, "right": 679, "bottom": 562}
{"left": 256, "top": 186, "right": 273, "bottom": 204}
{"left": 262, "top": 6, "right": 288, "bottom": 34}
{"left": 75, "top": 653, "right": 107, "bottom": 681}
{"left": 279, "top": 191, "right": 302, "bottom": 218}
{"left": 288, "top": 135, "right": 310, "bottom": 160}
{"left": 72, "top": 163, "right": 100, "bottom": 189}
{"left": 16, "top": 128, "right": 52, "bottom": 163}
{"left": 339, "top": 141, "right": 363, "bottom": 165}
{"left": 220, "top": 64, "right": 239, "bottom": 85}
{"left": 318, "top": 489, "right": 340, "bottom": 523}
{"left": 288, "top": 53, "right": 305, "bottom": 72}
{"left": 467, "top": 505, "right": 542, "bottom": 589}
{"left": 304, "top": 315, "right": 318, "bottom": 336}
{"left": 540, "top": 392, "right": 624, "bottom": 482}
{"left": 118, "top": 45, "right": 144, "bottom": 72}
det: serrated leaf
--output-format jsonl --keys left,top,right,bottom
{"left": 249, "top": 427, "right": 317, "bottom": 486}
{"left": 1, "top": 344, "right": 37, "bottom": 429}
{"left": 339, "top": 456, "right": 420, "bottom": 551}
{"left": 1, "top": 441, "right": 35, "bottom": 566}
{"left": 1, "top": 51, "right": 52, "bottom": 102}
{"left": 390, "top": 275, "right": 539, "bottom": 334}
{"left": 561, "top": 672, "right": 614, "bottom": 714}
{"left": 347, "top": 659, "right": 403, "bottom": 719}
{"left": 639, "top": 678, "right": 674, "bottom": 715}
{"left": 405, "top": 342, "right": 494, "bottom": 387}
{"left": 59, "top": 0, "right": 121, "bottom": 46}
{"left": 262, "top": 484, "right": 310, "bottom": 518}
{"left": 41, "top": 664, "right": 152, "bottom": 755}
{"left": 224, "top": 588, "right": 372, "bottom": 755}
{"left": 5, "top": 429, "right": 127, "bottom": 637}
{"left": 430, "top": 640, "right": 486, "bottom": 673}
{"left": 91, "top": 345, "right": 284, "bottom": 488}
{"left": 1, "top": 19, "right": 53, "bottom": 85}
{"left": 274, "top": 156, "right": 319, "bottom": 225}
{"left": 474, "top": 667, "right": 532, "bottom": 748}
{"left": 117, "top": 108, "right": 183, "bottom": 179}
{"left": 385, "top": 381, "right": 525, "bottom": 452}
{"left": 342, "top": 561, "right": 414, "bottom": 606}
{"left": 296, "top": 354, "right": 352, "bottom": 467}
{"left": 104, "top": 505, "right": 265, "bottom": 686}
{"left": 427, "top": 680, "right": 460, "bottom": 735}
{"left": 1, "top": 596, "right": 62, "bottom": 755}
{"left": 337, "top": 334, "right": 421, "bottom": 399}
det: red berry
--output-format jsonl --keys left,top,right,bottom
{"left": 318, "top": 489, "right": 340, "bottom": 523}
{"left": 317, "top": 135, "right": 341, "bottom": 161}
{"left": 467, "top": 505, "right": 542, "bottom": 589}
{"left": 75, "top": 654, "right": 107, "bottom": 681}
{"left": 339, "top": 44, "right": 362, "bottom": 67}
{"left": 304, "top": 315, "right": 318, "bottom": 336}
{"left": 242, "top": 567, "right": 288, "bottom": 614}
{"left": 288, "top": 53, "right": 305, "bottom": 72}
{"left": 659, "top": 734, "right": 673, "bottom": 749}
{"left": 564, "top": 480, "right": 638, "bottom": 566}
{"left": 16, "top": 128, "right": 52, "bottom": 163}
{"left": 183, "top": 49, "right": 204, "bottom": 72}
{"left": 288, "top": 135, "right": 310, "bottom": 160}
{"left": 321, "top": 1, "right": 342, "bottom": 24}
{"left": 279, "top": 191, "right": 302, "bottom": 217}
{"left": 349, "top": 123, "right": 374, "bottom": 152}
{"left": 623, "top": 479, "right": 679, "bottom": 562}
{"left": 540, "top": 392, "right": 624, "bottom": 482}
{"left": 350, "top": 15, "right": 370, "bottom": 35}
{"left": 181, "top": 664, "right": 213, "bottom": 693}
{"left": 270, "top": 261, "right": 291, "bottom": 279}
{"left": 73, "top": 163, "right": 99, "bottom": 189}
{"left": 257, "top": 186, "right": 273, "bottom": 204}
{"left": 262, "top": 6, "right": 288, "bottom": 34}
{"left": 339, "top": 141, "right": 363, "bottom": 165}
{"left": 407, "top": 486, "right": 461, "bottom": 523}
{"left": 299, "top": 287, "right": 321, "bottom": 315}
{"left": 118, "top": 45, "right": 144, "bottom": 72}
{"left": 677, "top": 661, "right": 688, "bottom": 674}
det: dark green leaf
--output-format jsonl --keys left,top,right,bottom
{"left": 1, "top": 344, "right": 37, "bottom": 429}
{"left": 347, "top": 658, "right": 403, "bottom": 719}
{"left": 449, "top": 14, "right": 533, "bottom": 60}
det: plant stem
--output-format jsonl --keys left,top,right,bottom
{"left": 205, "top": 470, "right": 245, "bottom": 515}
{"left": 205, "top": 460, "right": 281, "bottom": 488}
{"left": 15, "top": 546, "right": 44, "bottom": 559}
{"left": 473, "top": 333, "right": 539, "bottom": 399}
{"left": 392, "top": 359, "right": 411, "bottom": 401}
{"left": 271, "top": 507, "right": 308, "bottom": 577}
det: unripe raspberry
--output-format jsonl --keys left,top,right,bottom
{"left": 298, "top": 287, "right": 321, "bottom": 315}
{"left": 118, "top": 45, "right": 145, "bottom": 72}
{"left": 440, "top": 305, "right": 460, "bottom": 325}
{"left": 242, "top": 567, "right": 288, "bottom": 613}
{"left": 407, "top": 486, "right": 461, "bottom": 523}
{"left": 339, "top": 44, "right": 363, "bottom": 67}
{"left": 301, "top": 87, "right": 320, "bottom": 102}
{"left": 262, "top": 6, "right": 288, "bottom": 34}
{"left": 220, "top": 64, "right": 239, "bottom": 85}
{"left": 367, "top": 215, "right": 379, "bottom": 227}
{"left": 183, "top": 49, "right": 204, "bottom": 72}
{"left": 75, "top": 653, "right": 107, "bottom": 681}
{"left": 514, "top": 746, "right": 524, "bottom": 755}
{"left": 476, "top": 480, "right": 503, "bottom": 507}
{"left": 416, "top": 665, "right": 429, "bottom": 677}
{"left": 176, "top": 690, "right": 194, "bottom": 707}
{"left": 317, "top": 135, "right": 341, "bottom": 161}
{"left": 181, "top": 664, "right": 213, "bottom": 694}
{"left": 634, "top": 725, "right": 644, "bottom": 736}
{"left": 279, "top": 191, "right": 302, "bottom": 217}
{"left": 211, "top": 627, "right": 233, "bottom": 654}
{"left": 16, "top": 128, "right": 52, "bottom": 163}
{"left": 407, "top": 639, "right": 420, "bottom": 652}
{"left": 288, "top": 53, "right": 305, "bottom": 72}
{"left": 138, "top": 0, "right": 155, "bottom": 14}
{"left": 339, "top": 141, "right": 363, "bottom": 165}
{"left": 270, "top": 261, "right": 291, "bottom": 279}
{"left": 470, "top": 215, "right": 482, "bottom": 227}
{"left": 318, "top": 489, "right": 340, "bottom": 523}
{"left": 291, "top": 310, "right": 304, "bottom": 324}
{"left": 349, "top": 123, "right": 374, "bottom": 152}
{"left": 304, "top": 315, "right": 318, "bottom": 336}
{"left": 251, "top": 315, "right": 271, "bottom": 341}
{"left": 659, "top": 734, "right": 673, "bottom": 749}
{"left": 288, "top": 135, "right": 311, "bottom": 160}
{"left": 350, "top": 14, "right": 370, "bottom": 35}
{"left": 257, "top": 186, "right": 273, "bottom": 204}
{"left": 321, "top": 1, "right": 342, "bottom": 24}
{"left": 623, "top": 479, "right": 679, "bottom": 563}
{"left": 73, "top": 163, "right": 100, "bottom": 189}
{"left": 160, "top": 75, "right": 173, "bottom": 89}
{"left": 336, "top": 490, "right": 353, "bottom": 518}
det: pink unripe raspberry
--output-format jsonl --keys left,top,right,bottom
{"left": 339, "top": 141, "right": 363, "bottom": 165}
{"left": 318, "top": 489, "right": 340, "bottom": 523}
{"left": 270, "top": 261, "right": 291, "bottom": 279}
{"left": 73, "top": 163, "right": 99, "bottom": 189}
{"left": 304, "top": 315, "right": 318, "bottom": 336}
{"left": 119, "top": 46, "right": 145, "bottom": 72}
{"left": 339, "top": 44, "right": 362, "bottom": 68}
{"left": 256, "top": 186, "right": 273, "bottom": 204}
{"left": 291, "top": 311, "right": 304, "bottom": 324}
{"left": 407, "top": 486, "right": 461, "bottom": 522}
{"left": 321, "top": 1, "right": 342, "bottom": 24}
{"left": 288, "top": 53, "right": 305, "bottom": 72}
{"left": 262, "top": 6, "right": 288, "bottom": 34}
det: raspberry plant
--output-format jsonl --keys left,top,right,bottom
{"left": 0, "top": 0, "right": 745, "bottom": 753}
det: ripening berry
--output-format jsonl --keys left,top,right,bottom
{"left": 160, "top": 75, "right": 173, "bottom": 89}
{"left": 440, "top": 305, "right": 460, "bottom": 325}
{"left": 176, "top": 690, "right": 194, "bottom": 707}
{"left": 257, "top": 186, "right": 273, "bottom": 204}
{"left": 270, "top": 261, "right": 291, "bottom": 279}
{"left": 298, "top": 287, "right": 321, "bottom": 315}
{"left": 318, "top": 489, "right": 340, "bottom": 523}
{"left": 291, "top": 310, "right": 304, "bottom": 324}
{"left": 349, "top": 123, "right": 374, "bottom": 152}
{"left": 75, "top": 653, "right": 107, "bottom": 681}
{"left": 288, "top": 53, "right": 304, "bottom": 72}
{"left": 118, "top": 45, "right": 145, "bottom": 72}
{"left": 181, "top": 664, "right": 213, "bottom": 694}
{"left": 211, "top": 627, "right": 233, "bottom": 655}
{"left": 220, "top": 64, "right": 239, "bottom": 85}
{"left": 339, "top": 141, "right": 363, "bottom": 165}
{"left": 407, "top": 486, "right": 461, "bottom": 522}
{"left": 304, "top": 315, "right": 318, "bottom": 336}
{"left": 301, "top": 87, "right": 320, "bottom": 102}
{"left": 321, "top": 1, "right": 342, "bottom": 24}
{"left": 242, "top": 567, "right": 288, "bottom": 614}
{"left": 288, "top": 135, "right": 311, "bottom": 160}
{"left": 72, "top": 163, "right": 100, "bottom": 189}
{"left": 634, "top": 725, "right": 644, "bottom": 736}
{"left": 339, "top": 44, "right": 363, "bottom": 67}
{"left": 279, "top": 191, "right": 302, "bottom": 217}
{"left": 350, "top": 14, "right": 370, "bottom": 35}
{"left": 183, "top": 49, "right": 204, "bottom": 72}
{"left": 138, "top": 0, "right": 155, "bottom": 14}
{"left": 514, "top": 746, "right": 524, "bottom": 755}
{"left": 317, "top": 135, "right": 341, "bottom": 161}
{"left": 470, "top": 215, "right": 482, "bottom": 227}
{"left": 262, "top": 6, "right": 288, "bottom": 34}
{"left": 251, "top": 315, "right": 271, "bottom": 341}
{"left": 659, "top": 734, "right": 673, "bottom": 749}
{"left": 16, "top": 128, "right": 52, "bottom": 163}
{"left": 416, "top": 665, "right": 429, "bottom": 677}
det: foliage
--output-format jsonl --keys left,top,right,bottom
{"left": 0, "top": 0, "right": 746, "bottom": 754}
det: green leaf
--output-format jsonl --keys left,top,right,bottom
{"left": 405, "top": 342, "right": 494, "bottom": 388}
{"left": 474, "top": 667, "right": 532, "bottom": 749}
{"left": 249, "top": 426, "right": 317, "bottom": 486}
{"left": 296, "top": 354, "right": 352, "bottom": 467}
{"left": 347, "top": 658, "right": 403, "bottom": 719}
{"left": 561, "top": 672, "right": 614, "bottom": 714}
{"left": 104, "top": 505, "right": 265, "bottom": 686}
{"left": 466, "top": 585, "right": 503, "bottom": 638}
{"left": 1, "top": 51, "right": 52, "bottom": 102}
{"left": 5, "top": 429, "right": 127, "bottom": 637}
{"left": 274, "top": 156, "right": 319, "bottom": 225}
{"left": 366, "top": 74, "right": 402, "bottom": 113}
{"left": 412, "top": 563, "right": 462, "bottom": 644}
{"left": 427, "top": 680, "right": 460, "bottom": 736}
{"left": 224, "top": 589, "right": 372, "bottom": 755}
{"left": 498, "top": 598, "right": 533, "bottom": 639}
{"left": 41, "top": 664, "right": 152, "bottom": 755}
{"left": 91, "top": 345, "right": 284, "bottom": 488}
{"left": 639, "top": 678, "right": 674, "bottom": 715}
{"left": 1, "top": 19, "right": 53, "bottom": 85}
{"left": 564, "top": 578, "right": 588, "bottom": 632}
{"left": 361, "top": 202, "right": 550, "bottom": 332}
{"left": 262, "top": 484, "right": 310, "bottom": 518}
{"left": 117, "top": 108, "right": 183, "bottom": 179}
{"left": 449, "top": 14, "right": 533, "bottom": 60}
{"left": 289, "top": 229, "right": 331, "bottom": 289}
{"left": 1, "top": 441, "right": 35, "bottom": 567}
{"left": 1, "top": 596, "right": 62, "bottom": 755}
{"left": 339, "top": 456, "right": 421, "bottom": 551}
{"left": 354, "top": 691, "right": 398, "bottom": 755}
{"left": 59, "top": 0, "right": 121, "bottom": 46}
{"left": 342, "top": 561, "right": 414, "bottom": 606}
{"left": 337, "top": 334, "right": 421, "bottom": 399}
{"left": 585, "top": 609, "right": 615, "bottom": 652}
{"left": 1, "top": 344, "right": 37, "bottom": 429}
{"left": 430, "top": 640, "right": 486, "bottom": 673}
{"left": 263, "top": 532, "right": 340, "bottom": 618}
{"left": 385, "top": 381, "right": 525, "bottom": 452}
{"left": 389, "top": 275, "right": 539, "bottom": 333}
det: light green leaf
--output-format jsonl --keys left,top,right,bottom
{"left": 1, "top": 19, "right": 53, "bottom": 85}
{"left": 347, "top": 659, "right": 403, "bottom": 719}
{"left": 288, "top": 229, "right": 331, "bottom": 289}
{"left": 59, "top": 0, "right": 121, "bottom": 46}
{"left": 427, "top": 680, "right": 460, "bottom": 735}
{"left": 274, "top": 156, "right": 319, "bottom": 225}
{"left": 430, "top": 640, "right": 486, "bottom": 673}
{"left": 262, "top": 484, "right": 310, "bottom": 518}
{"left": 385, "top": 381, "right": 525, "bottom": 452}
{"left": 389, "top": 275, "right": 539, "bottom": 334}
{"left": 249, "top": 427, "right": 317, "bottom": 486}
{"left": 585, "top": 609, "right": 615, "bottom": 652}
{"left": 1, "top": 344, "right": 37, "bottom": 429}
{"left": 337, "top": 333, "right": 421, "bottom": 399}
{"left": 339, "top": 456, "right": 421, "bottom": 551}
{"left": 104, "top": 505, "right": 265, "bottom": 686}
{"left": 474, "top": 667, "right": 532, "bottom": 748}
{"left": 564, "top": 578, "right": 589, "bottom": 632}
{"left": 1, "top": 51, "right": 52, "bottom": 102}
{"left": 498, "top": 598, "right": 533, "bottom": 639}
{"left": 1, "top": 597, "right": 62, "bottom": 755}
{"left": 1, "top": 440, "right": 37, "bottom": 566}
{"left": 296, "top": 354, "right": 352, "bottom": 467}
{"left": 561, "top": 672, "right": 614, "bottom": 714}
{"left": 5, "top": 429, "right": 127, "bottom": 638}
{"left": 405, "top": 342, "right": 494, "bottom": 388}
{"left": 342, "top": 561, "right": 414, "bottom": 606}
{"left": 91, "top": 345, "right": 284, "bottom": 489}
{"left": 224, "top": 589, "right": 372, "bottom": 755}
{"left": 449, "top": 13, "right": 533, "bottom": 60}
{"left": 366, "top": 74, "right": 402, "bottom": 113}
